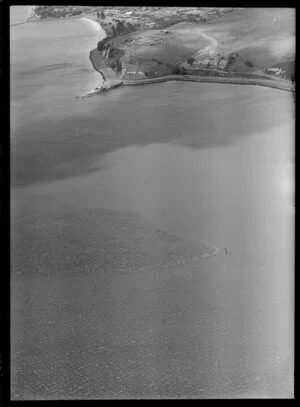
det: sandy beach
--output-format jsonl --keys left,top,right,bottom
{"left": 79, "top": 16, "right": 108, "bottom": 92}
{"left": 26, "top": 6, "right": 36, "bottom": 20}
{"left": 80, "top": 16, "right": 103, "bottom": 33}
{"left": 10, "top": 5, "right": 36, "bottom": 26}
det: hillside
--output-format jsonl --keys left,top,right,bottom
{"left": 93, "top": 7, "right": 295, "bottom": 81}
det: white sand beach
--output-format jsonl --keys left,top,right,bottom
{"left": 80, "top": 17, "right": 103, "bottom": 34}
{"left": 26, "top": 6, "right": 36, "bottom": 20}
{"left": 10, "top": 5, "right": 36, "bottom": 25}
{"left": 79, "top": 17, "right": 107, "bottom": 94}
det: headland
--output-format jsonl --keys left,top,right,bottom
{"left": 32, "top": 7, "right": 295, "bottom": 95}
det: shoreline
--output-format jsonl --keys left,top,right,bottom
{"left": 89, "top": 44, "right": 293, "bottom": 93}
{"left": 85, "top": 19, "right": 293, "bottom": 95}
{"left": 80, "top": 16, "right": 108, "bottom": 90}
{"left": 10, "top": 5, "right": 36, "bottom": 26}
{"left": 26, "top": 5, "right": 36, "bottom": 20}
{"left": 80, "top": 16, "right": 103, "bottom": 33}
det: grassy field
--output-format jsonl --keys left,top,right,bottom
{"left": 109, "top": 23, "right": 211, "bottom": 77}
{"left": 202, "top": 8, "right": 295, "bottom": 72}
{"left": 126, "top": 26, "right": 210, "bottom": 63}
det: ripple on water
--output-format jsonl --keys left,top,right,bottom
{"left": 11, "top": 203, "right": 219, "bottom": 278}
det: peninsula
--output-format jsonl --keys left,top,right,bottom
{"left": 32, "top": 7, "right": 295, "bottom": 94}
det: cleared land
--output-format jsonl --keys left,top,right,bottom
{"left": 198, "top": 8, "right": 295, "bottom": 75}
{"left": 106, "top": 23, "right": 215, "bottom": 78}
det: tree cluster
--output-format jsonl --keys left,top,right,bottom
{"left": 187, "top": 57, "right": 194, "bottom": 66}
{"left": 244, "top": 60, "right": 254, "bottom": 68}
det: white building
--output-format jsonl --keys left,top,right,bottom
{"left": 267, "top": 67, "right": 284, "bottom": 75}
{"left": 218, "top": 60, "right": 227, "bottom": 69}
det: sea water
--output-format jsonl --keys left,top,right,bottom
{"left": 11, "top": 7, "right": 294, "bottom": 399}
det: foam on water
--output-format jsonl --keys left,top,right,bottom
{"left": 11, "top": 202, "right": 219, "bottom": 278}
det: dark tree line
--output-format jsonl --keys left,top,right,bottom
{"left": 97, "top": 10, "right": 105, "bottom": 19}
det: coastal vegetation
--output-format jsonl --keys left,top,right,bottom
{"left": 34, "top": 6, "right": 93, "bottom": 19}
{"left": 244, "top": 60, "right": 254, "bottom": 68}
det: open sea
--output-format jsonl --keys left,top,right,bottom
{"left": 10, "top": 7, "right": 294, "bottom": 399}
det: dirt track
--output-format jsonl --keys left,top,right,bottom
{"left": 191, "top": 29, "right": 219, "bottom": 59}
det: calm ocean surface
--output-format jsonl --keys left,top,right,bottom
{"left": 10, "top": 8, "right": 294, "bottom": 399}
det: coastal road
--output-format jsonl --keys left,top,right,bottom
{"left": 123, "top": 74, "right": 293, "bottom": 92}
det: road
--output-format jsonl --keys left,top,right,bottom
{"left": 123, "top": 74, "right": 293, "bottom": 92}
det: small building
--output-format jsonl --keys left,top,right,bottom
{"left": 193, "top": 61, "right": 206, "bottom": 68}
{"left": 195, "top": 58, "right": 210, "bottom": 66}
{"left": 218, "top": 59, "right": 227, "bottom": 69}
{"left": 208, "top": 58, "right": 219, "bottom": 66}
{"left": 135, "top": 71, "right": 146, "bottom": 79}
{"left": 124, "top": 63, "right": 146, "bottom": 79}
{"left": 267, "top": 67, "right": 284, "bottom": 75}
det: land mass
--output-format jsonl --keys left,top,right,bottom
{"left": 33, "top": 7, "right": 295, "bottom": 94}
